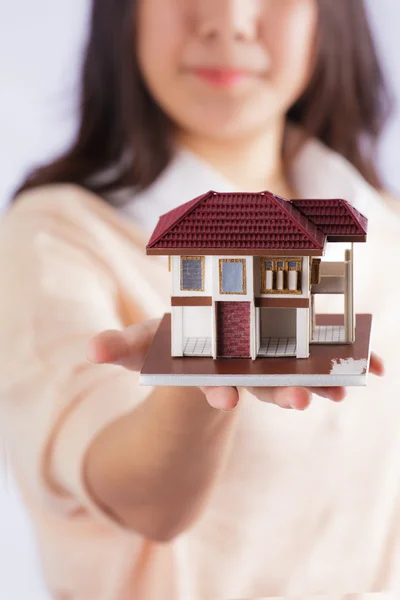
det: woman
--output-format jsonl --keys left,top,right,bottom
{"left": 0, "top": 1, "right": 398, "bottom": 598}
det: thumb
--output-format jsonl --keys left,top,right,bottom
{"left": 86, "top": 318, "right": 160, "bottom": 371}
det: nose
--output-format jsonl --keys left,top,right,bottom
{"left": 196, "top": 0, "right": 259, "bottom": 43}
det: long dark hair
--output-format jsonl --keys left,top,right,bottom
{"left": 15, "top": 0, "right": 392, "bottom": 202}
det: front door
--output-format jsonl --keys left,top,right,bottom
{"left": 216, "top": 301, "right": 251, "bottom": 358}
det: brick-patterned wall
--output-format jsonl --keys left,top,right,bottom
{"left": 217, "top": 301, "right": 251, "bottom": 358}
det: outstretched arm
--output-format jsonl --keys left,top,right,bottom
{"left": 83, "top": 321, "right": 384, "bottom": 542}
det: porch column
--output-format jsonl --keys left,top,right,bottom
{"left": 211, "top": 301, "right": 217, "bottom": 359}
{"left": 296, "top": 308, "right": 310, "bottom": 358}
{"left": 344, "top": 245, "right": 355, "bottom": 343}
{"left": 250, "top": 301, "right": 257, "bottom": 360}
{"left": 171, "top": 306, "right": 183, "bottom": 357}
{"left": 309, "top": 295, "right": 316, "bottom": 342}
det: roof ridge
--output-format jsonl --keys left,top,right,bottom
{"left": 343, "top": 200, "right": 368, "bottom": 234}
{"left": 277, "top": 196, "right": 325, "bottom": 249}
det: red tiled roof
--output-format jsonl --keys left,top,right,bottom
{"left": 147, "top": 191, "right": 211, "bottom": 248}
{"left": 147, "top": 191, "right": 326, "bottom": 252}
{"left": 291, "top": 199, "right": 368, "bottom": 238}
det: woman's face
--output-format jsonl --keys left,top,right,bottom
{"left": 137, "top": 0, "right": 318, "bottom": 141}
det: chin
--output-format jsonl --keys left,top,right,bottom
{"left": 178, "top": 94, "right": 284, "bottom": 137}
{"left": 181, "top": 111, "right": 278, "bottom": 141}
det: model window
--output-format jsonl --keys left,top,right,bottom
{"left": 180, "top": 257, "right": 204, "bottom": 291}
{"left": 219, "top": 259, "right": 246, "bottom": 294}
{"left": 261, "top": 257, "right": 302, "bottom": 294}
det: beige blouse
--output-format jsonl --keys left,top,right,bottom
{"left": 0, "top": 138, "right": 400, "bottom": 599}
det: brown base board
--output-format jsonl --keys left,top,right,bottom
{"left": 140, "top": 313, "right": 373, "bottom": 387}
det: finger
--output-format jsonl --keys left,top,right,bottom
{"left": 307, "top": 386, "right": 347, "bottom": 402}
{"left": 247, "top": 386, "right": 312, "bottom": 411}
{"left": 201, "top": 386, "right": 240, "bottom": 411}
{"left": 86, "top": 318, "right": 160, "bottom": 370}
{"left": 249, "top": 385, "right": 348, "bottom": 409}
{"left": 369, "top": 352, "right": 385, "bottom": 377}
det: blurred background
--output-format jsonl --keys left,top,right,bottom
{"left": 0, "top": 0, "right": 399, "bottom": 214}
{"left": 0, "top": 1, "right": 399, "bottom": 598}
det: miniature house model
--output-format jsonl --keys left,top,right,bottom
{"left": 146, "top": 191, "right": 368, "bottom": 361}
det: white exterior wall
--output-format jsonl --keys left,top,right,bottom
{"left": 172, "top": 306, "right": 213, "bottom": 357}
{"left": 182, "top": 306, "right": 212, "bottom": 337}
{"left": 172, "top": 254, "right": 310, "bottom": 299}
{"left": 171, "top": 254, "right": 311, "bottom": 358}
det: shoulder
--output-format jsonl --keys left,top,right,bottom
{"left": 371, "top": 188, "right": 400, "bottom": 235}
{"left": 0, "top": 183, "right": 141, "bottom": 294}
{"left": 380, "top": 189, "right": 400, "bottom": 215}
{"left": 6, "top": 183, "right": 112, "bottom": 229}
{"left": 0, "top": 184, "right": 103, "bottom": 262}
{"left": 1, "top": 182, "right": 142, "bottom": 252}
{"left": 0, "top": 184, "right": 110, "bottom": 279}
{"left": 0, "top": 183, "right": 151, "bottom": 292}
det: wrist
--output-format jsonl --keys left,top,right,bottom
{"left": 148, "top": 386, "right": 237, "bottom": 435}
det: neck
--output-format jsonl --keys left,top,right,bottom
{"left": 177, "top": 119, "right": 294, "bottom": 196}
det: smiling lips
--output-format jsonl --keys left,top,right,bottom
{"left": 191, "top": 67, "right": 258, "bottom": 87}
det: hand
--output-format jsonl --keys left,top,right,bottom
{"left": 203, "top": 352, "right": 385, "bottom": 412}
{"left": 87, "top": 318, "right": 161, "bottom": 370}
{"left": 86, "top": 319, "right": 385, "bottom": 414}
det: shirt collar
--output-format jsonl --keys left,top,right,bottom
{"left": 123, "top": 130, "right": 383, "bottom": 234}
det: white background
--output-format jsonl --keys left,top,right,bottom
{"left": 0, "top": 2, "right": 399, "bottom": 599}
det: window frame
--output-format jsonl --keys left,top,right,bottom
{"left": 219, "top": 258, "right": 247, "bottom": 295}
{"left": 310, "top": 258, "right": 321, "bottom": 285}
{"left": 260, "top": 257, "right": 302, "bottom": 295}
{"left": 180, "top": 256, "right": 205, "bottom": 292}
